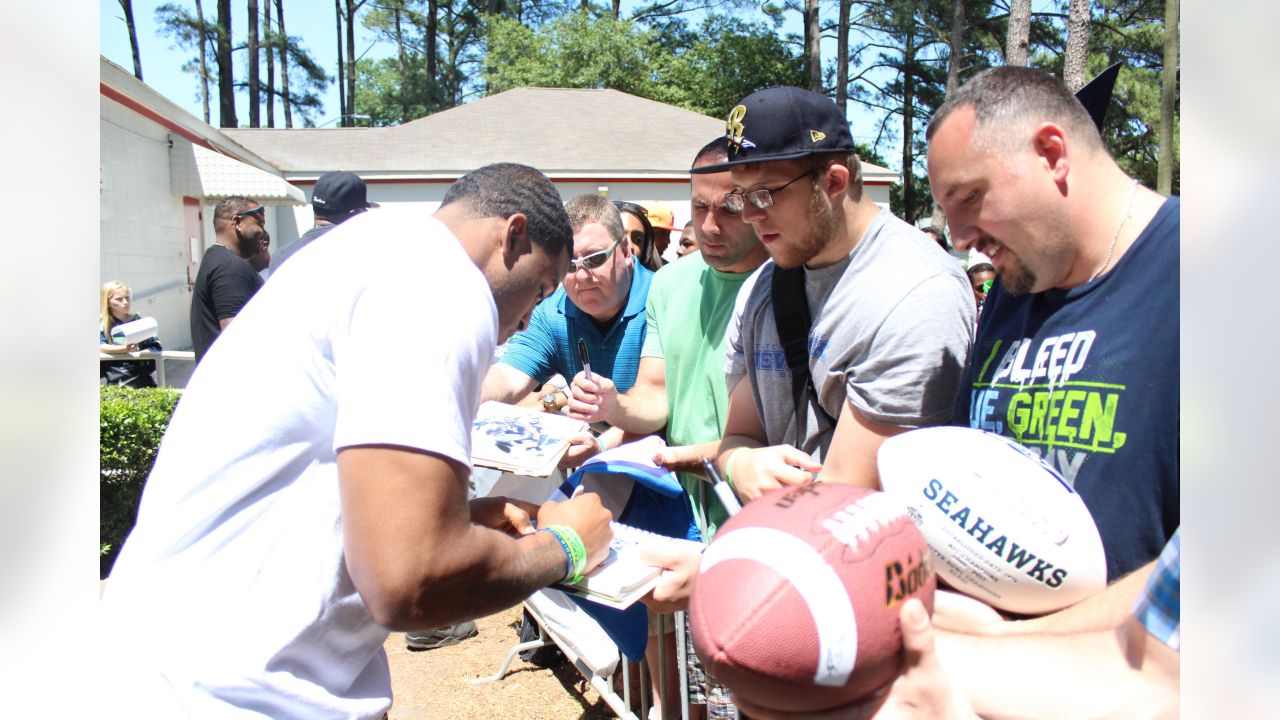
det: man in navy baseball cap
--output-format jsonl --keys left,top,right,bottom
{"left": 271, "top": 171, "right": 378, "bottom": 272}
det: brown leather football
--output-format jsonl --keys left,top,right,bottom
{"left": 690, "top": 484, "right": 935, "bottom": 713}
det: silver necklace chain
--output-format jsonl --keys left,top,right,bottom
{"left": 1089, "top": 178, "right": 1140, "bottom": 283}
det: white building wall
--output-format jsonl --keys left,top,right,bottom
{"left": 101, "top": 100, "right": 284, "bottom": 350}
{"left": 100, "top": 98, "right": 194, "bottom": 350}
{"left": 866, "top": 184, "right": 891, "bottom": 211}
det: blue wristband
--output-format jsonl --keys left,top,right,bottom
{"left": 541, "top": 527, "right": 575, "bottom": 582}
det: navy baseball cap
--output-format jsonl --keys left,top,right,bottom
{"left": 690, "top": 86, "right": 856, "bottom": 174}
{"left": 311, "top": 171, "right": 377, "bottom": 215}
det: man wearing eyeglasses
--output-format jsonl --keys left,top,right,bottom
{"left": 481, "top": 193, "right": 655, "bottom": 468}
{"left": 664, "top": 86, "right": 973, "bottom": 499}
{"left": 190, "top": 196, "right": 269, "bottom": 362}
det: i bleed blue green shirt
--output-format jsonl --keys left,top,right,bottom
{"left": 499, "top": 263, "right": 654, "bottom": 392}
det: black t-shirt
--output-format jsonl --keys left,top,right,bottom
{"left": 953, "top": 197, "right": 1180, "bottom": 581}
{"left": 190, "top": 244, "right": 264, "bottom": 361}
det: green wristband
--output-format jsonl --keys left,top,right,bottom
{"left": 544, "top": 524, "right": 588, "bottom": 584}
{"left": 721, "top": 447, "right": 745, "bottom": 490}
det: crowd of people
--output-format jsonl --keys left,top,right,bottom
{"left": 100, "top": 66, "right": 1179, "bottom": 719}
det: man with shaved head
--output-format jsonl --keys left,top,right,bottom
{"left": 927, "top": 66, "right": 1179, "bottom": 582}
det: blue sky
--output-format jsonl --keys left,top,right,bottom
{"left": 101, "top": 1, "right": 1056, "bottom": 171}
{"left": 100, "top": 0, "right": 394, "bottom": 127}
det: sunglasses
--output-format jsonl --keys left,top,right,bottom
{"left": 568, "top": 239, "right": 621, "bottom": 273}
{"left": 234, "top": 205, "right": 266, "bottom": 220}
{"left": 980, "top": 279, "right": 994, "bottom": 293}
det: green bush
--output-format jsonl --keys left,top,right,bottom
{"left": 100, "top": 385, "right": 182, "bottom": 577}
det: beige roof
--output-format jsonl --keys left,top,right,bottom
{"left": 169, "top": 140, "right": 306, "bottom": 205}
{"left": 225, "top": 87, "right": 897, "bottom": 182}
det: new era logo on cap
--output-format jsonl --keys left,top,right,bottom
{"left": 691, "top": 86, "right": 856, "bottom": 174}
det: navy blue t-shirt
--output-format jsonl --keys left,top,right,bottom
{"left": 954, "top": 197, "right": 1180, "bottom": 581}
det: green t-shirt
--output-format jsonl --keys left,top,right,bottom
{"left": 642, "top": 252, "right": 756, "bottom": 539}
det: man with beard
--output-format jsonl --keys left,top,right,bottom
{"left": 568, "top": 137, "right": 770, "bottom": 718}
{"left": 659, "top": 87, "right": 973, "bottom": 499}
{"left": 190, "top": 196, "right": 269, "bottom": 362}
{"left": 928, "top": 67, "right": 1179, "bottom": 582}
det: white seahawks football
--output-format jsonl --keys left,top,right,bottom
{"left": 877, "top": 427, "right": 1106, "bottom": 615}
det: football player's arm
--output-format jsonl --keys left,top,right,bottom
{"left": 338, "top": 445, "right": 612, "bottom": 630}
{"left": 715, "top": 377, "right": 821, "bottom": 502}
{"left": 480, "top": 362, "right": 540, "bottom": 404}
{"left": 813, "top": 399, "right": 909, "bottom": 490}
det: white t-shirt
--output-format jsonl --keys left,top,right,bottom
{"left": 101, "top": 209, "right": 497, "bottom": 719}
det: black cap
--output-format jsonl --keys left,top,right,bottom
{"left": 1074, "top": 62, "right": 1121, "bottom": 132}
{"left": 311, "top": 171, "right": 376, "bottom": 216}
{"left": 690, "top": 86, "right": 856, "bottom": 174}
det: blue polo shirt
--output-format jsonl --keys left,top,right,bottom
{"left": 500, "top": 264, "right": 654, "bottom": 392}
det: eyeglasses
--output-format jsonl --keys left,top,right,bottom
{"left": 724, "top": 171, "right": 814, "bottom": 213}
{"left": 234, "top": 205, "right": 266, "bottom": 221}
{"left": 568, "top": 240, "right": 621, "bottom": 273}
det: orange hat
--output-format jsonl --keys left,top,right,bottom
{"left": 642, "top": 202, "right": 679, "bottom": 231}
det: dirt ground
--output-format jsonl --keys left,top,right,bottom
{"left": 385, "top": 605, "right": 620, "bottom": 720}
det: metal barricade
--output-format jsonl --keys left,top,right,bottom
{"left": 99, "top": 350, "right": 195, "bottom": 388}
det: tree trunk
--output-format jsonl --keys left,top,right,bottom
{"left": 248, "top": 0, "right": 260, "bottom": 127}
{"left": 216, "top": 0, "right": 237, "bottom": 127}
{"left": 611, "top": 0, "right": 620, "bottom": 18}
{"left": 335, "top": 0, "right": 346, "bottom": 123}
{"left": 427, "top": 0, "right": 439, "bottom": 106}
{"left": 196, "top": 0, "right": 211, "bottom": 124}
{"left": 119, "top": 0, "right": 143, "bottom": 80}
{"left": 1157, "top": 0, "right": 1178, "bottom": 194}
{"left": 805, "top": 0, "right": 821, "bottom": 92}
{"left": 345, "top": 0, "right": 357, "bottom": 126}
{"left": 836, "top": 0, "right": 850, "bottom": 111}
{"left": 264, "top": 0, "right": 274, "bottom": 127}
{"left": 901, "top": 23, "right": 915, "bottom": 222}
{"left": 1063, "top": 0, "right": 1091, "bottom": 91}
{"left": 946, "top": 0, "right": 964, "bottom": 96}
{"left": 276, "top": 0, "right": 292, "bottom": 128}
{"left": 1006, "top": 0, "right": 1030, "bottom": 66}
{"left": 931, "top": 0, "right": 965, "bottom": 233}
{"left": 395, "top": 3, "right": 408, "bottom": 122}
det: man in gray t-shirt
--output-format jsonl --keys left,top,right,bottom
{"left": 678, "top": 85, "right": 974, "bottom": 501}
